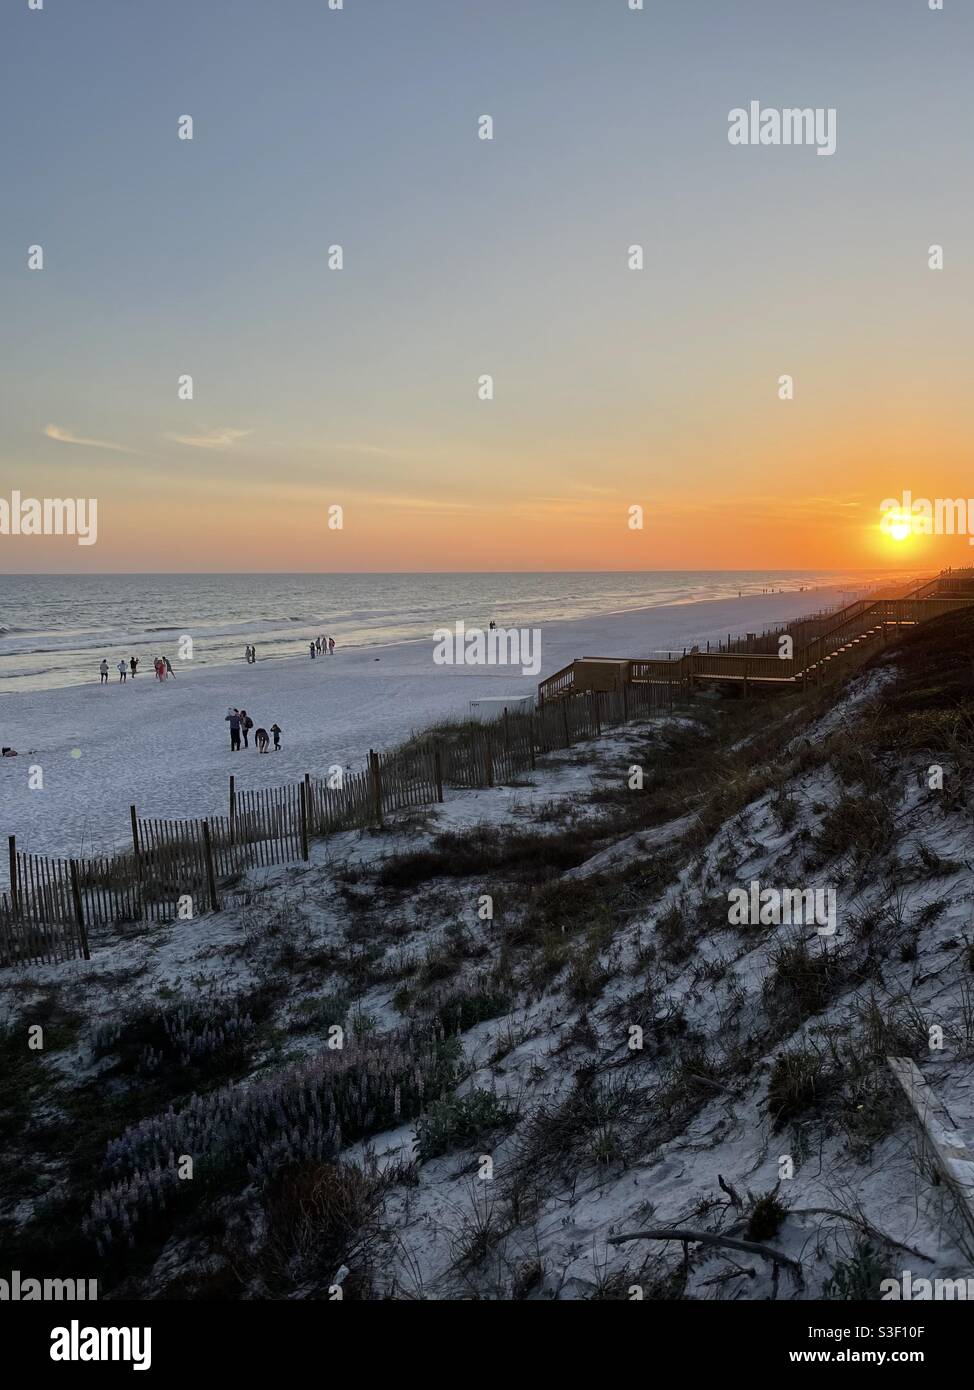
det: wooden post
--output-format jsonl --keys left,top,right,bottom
{"left": 303, "top": 772, "right": 312, "bottom": 835}
{"left": 433, "top": 741, "right": 444, "bottom": 803}
{"left": 229, "top": 776, "right": 236, "bottom": 842}
{"left": 562, "top": 701, "right": 571, "bottom": 747}
{"left": 201, "top": 819, "right": 220, "bottom": 911}
{"left": 69, "top": 860, "right": 91, "bottom": 961}
{"left": 369, "top": 750, "right": 384, "bottom": 827}
{"left": 299, "top": 782, "right": 310, "bottom": 861}
{"left": 484, "top": 732, "right": 494, "bottom": 787}
{"left": 130, "top": 806, "right": 140, "bottom": 861}
{"left": 503, "top": 708, "right": 510, "bottom": 753}
{"left": 8, "top": 835, "right": 16, "bottom": 917}
{"left": 528, "top": 717, "right": 536, "bottom": 770}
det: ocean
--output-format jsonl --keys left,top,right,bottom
{"left": 0, "top": 570, "right": 907, "bottom": 694}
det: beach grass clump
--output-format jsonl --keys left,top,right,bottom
{"left": 761, "top": 938, "right": 838, "bottom": 1024}
{"left": 822, "top": 1239, "right": 891, "bottom": 1301}
{"left": 812, "top": 793, "right": 895, "bottom": 865}
{"left": 510, "top": 1072, "right": 645, "bottom": 1184}
{"left": 565, "top": 948, "right": 612, "bottom": 1005}
{"left": 376, "top": 825, "right": 597, "bottom": 891}
{"left": 433, "top": 974, "right": 513, "bottom": 1035}
{"left": 414, "top": 1087, "right": 517, "bottom": 1161}
{"left": 767, "top": 1044, "right": 835, "bottom": 1132}
{"left": 237, "top": 1156, "right": 395, "bottom": 1299}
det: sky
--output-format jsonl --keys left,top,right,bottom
{"left": 1, "top": 0, "right": 972, "bottom": 573}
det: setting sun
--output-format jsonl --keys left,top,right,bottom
{"left": 882, "top": 509, "right": 914, "bottom": 543}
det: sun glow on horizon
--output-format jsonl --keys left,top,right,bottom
{"left": 881, "top": 508, "right": 914, "bottom": 544}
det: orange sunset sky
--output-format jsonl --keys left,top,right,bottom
{"left": 2, "top": 0, "right": 972, "bottom": 575}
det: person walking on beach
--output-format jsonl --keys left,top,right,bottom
{"left": 270, "top": 723, "right": 282, "bottom": 751}
{"left": 117, "top": 659, "right": 128, "bottom": 682}
{"left": 250, "top": 644, "right": 256, "bottom": 663}
{"left": 99, "top": 659, "right": 109, "bottom": 684}
{"left": 239, "top": 709, "right": 253, "bottom": 747}
{"left": 309, "top": 641, "right": 316, "bottom": 659}
{"left": 328, "top": 636, "right": 335, "bottom": 656}
{"left": 225, "top": 707, "right": 241, "bottom": 751}
{"left": 164, "top": 656, "right": 175, "bottom": 678}
{"left": 244, "top": 645, "right": 251, "bottom": 663}
{"left": 130, "top": 655, "right": 138, "bottom": 677}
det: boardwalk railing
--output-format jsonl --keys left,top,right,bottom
{"left": 540, "top": 568, "right": 974, "bottom": 704}
{"left": 0, "top": 677, "right": 671, "bottom": 968}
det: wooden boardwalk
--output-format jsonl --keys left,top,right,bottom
{"left": 539, "top": 568, "right": 974, "bottom": 704}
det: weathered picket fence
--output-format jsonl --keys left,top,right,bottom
{"left": 0, "top": 678, "right": 671, "bottom": 967}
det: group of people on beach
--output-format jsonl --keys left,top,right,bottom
{"left": 309, "top": 635, "right": 336, "bottom": 659}
{"left": 99, "top": 655, "right": 173, "bottom": 683}
{"left": 225, "top": 707, "right": 281, "bottom": 754}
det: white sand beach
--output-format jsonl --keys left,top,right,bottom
{"left": 0, "top": 583, "right": 869, "bottom": 866}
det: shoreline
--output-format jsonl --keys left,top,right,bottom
{"left": 0, "top": 570, "right": 912, "bottom": 700}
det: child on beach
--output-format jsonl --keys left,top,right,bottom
{"left": 99, "top": 659, "right": 109, "bottom": 683}
{"left": 270, "top": 723, "right": 282, "bottom": 751}
{"left": 309, "top": 642, "right": 316, "bottom": 659}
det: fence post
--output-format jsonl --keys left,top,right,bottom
{"left": 433, "top": 741, "right": 444, "bottom": 803}
{"left": 201, "top": 820, "right": 220, "bottom": 911}
{"left": 8, "top": 835, "right": 16, "bottom": 916}
{"left": 229, "top": 776, "right": 236, "bottom": 842}
{"left": 562, "top": 701, "right": 571, "bottom": 748}
{"left": 129, "top": 805, "right": 140, "bottom": 862}
{"left": 503, "top": 708, "right": 510, "bottom": 753}
{"left": 69, "top": 860, "right": 91, "bottom": 961}
{"left": 369, "top": 750, "right": 384, "bottom": 827}
{"left": 304, "top": 772, "right": 312, "bottom": 835}
{"left": 299, "top": 781, "right": 310, "bottom": 861}
{"left": 528, "top": 716, "right": 536, "bottom": 770}
{"left": 484, "top": 731, "right": 494, "bottom": 787}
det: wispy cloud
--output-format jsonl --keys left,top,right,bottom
{"left": 45, "top": 424, "right": 139, "bottom": 454}
{"left": 165, "top": 428, "right": 252, "bottom": 449}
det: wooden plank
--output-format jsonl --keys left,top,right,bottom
{"left": 888, "top": 1056, "right": 974, "bottom": 1243}
{"left": 70, "top": 860, "right": 90, "bottom": 960}
{"left": 202, "top": 820, "right": 219, "bottom": 911}
{"left": 7, "top": 836, "right": 16, "bottom": 917}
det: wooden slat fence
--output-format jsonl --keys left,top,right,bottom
{"left": 1, "top": 677, "right": 671, "bottom": 967}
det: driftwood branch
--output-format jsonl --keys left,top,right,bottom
{"left": 608, "top": 1228, "right": 802, "bottom": 1275}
